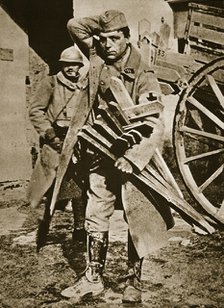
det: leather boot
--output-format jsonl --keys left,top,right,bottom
{"left": 122, "top": 231, "right": 143, "bottom": 303}
{"left": 61, "top": 231, "right": 108, "bottom": 299}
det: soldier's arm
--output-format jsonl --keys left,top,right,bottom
{"left": 29, "top": 76, "right": 54, "bottom": 138}
{"left": 67, "top": 15, "right": 101, "bottom": 57}
{"left": 123, "top": 114, "right": 164, "bottom": 172}
{"left": 123, "top": 71, "right": 164, "bottom": 172}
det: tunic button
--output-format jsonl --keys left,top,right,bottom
{"left": 100, "top": 80, "right": 105, "bottom": 85}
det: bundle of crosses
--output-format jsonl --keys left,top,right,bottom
{"left": 78, "top": 76, "right": 214, "bottom": 234}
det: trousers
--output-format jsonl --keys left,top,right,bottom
{"left": 82, "top": 153, "right": 174, "bottom": 258}
{"left": 85, "top": 160, "right": 122, "bottom": 232}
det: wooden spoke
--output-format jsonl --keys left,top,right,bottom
{"left": 198, "top": 164, "right": 224, "bottom": 193}
{"left": 183, "top": 148, "right": 224, "bottom": 164}
{"left": 180, "top": 126, "right": 224, "bottom": 143}
{"left": 173, "top": 56, "right": 224, "bottom": 224}
{"left": 183, "top": 133, "right": 218, "bottom": 148}
{"left": 217, "top": 200, "right": 224, "bottom": 218}
{"left": 187, "top": 96, "right": 224, "bottom": 130}
{"left": 206, "top": 74, "right": 224, "bottom": 109}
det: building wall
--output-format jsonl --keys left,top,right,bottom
{"left": 0, "top": 1, "right": 74, "bottom": 182}
{"left": 0, "top": 6, "right": 32, "bottom": 181}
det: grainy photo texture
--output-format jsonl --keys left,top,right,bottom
{"left": 0, "top": 0, "right": 223, "bottom": 307}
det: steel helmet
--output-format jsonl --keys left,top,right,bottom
{"left": 59, "top": 46, "right": 84, "bottom": 66}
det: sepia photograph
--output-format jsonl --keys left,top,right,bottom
{"left": 0, "top": 0, "right": 223, "bottom": 307}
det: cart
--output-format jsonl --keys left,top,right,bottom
{"left": 146, "top": 1, "right": 224, "bottom": 226}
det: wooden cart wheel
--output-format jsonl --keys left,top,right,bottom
{"left": 173, "top": 56, "right": 224, "bottom": 225}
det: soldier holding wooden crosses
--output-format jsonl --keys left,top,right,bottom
{"left": 61, "top": 10, "right": 174, "bottom": 303}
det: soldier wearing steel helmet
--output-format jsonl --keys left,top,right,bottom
{"left": 28, "top": 46, "right": 88, "bottom": 240}
{"left": 60, "top": 10, "right": 174, "bottom": 303}
{"left": 30, "top": 46, "right": 85, "bottom": 146}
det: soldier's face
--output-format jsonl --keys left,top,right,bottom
{"left": 61, "top": 63, "right": 81, "bottom": 79}
{"left": 99, "top": 30, "right": 129, "bottom": 61}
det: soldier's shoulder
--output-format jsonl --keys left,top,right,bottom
{"left": 130, "top": 46, "right": 155, "bottom": 74}
{"left": 79, "top": 75, "right": 89, "bottom": 90}
{"left": 140, "top": 61, "right": 155, "bottom": 75}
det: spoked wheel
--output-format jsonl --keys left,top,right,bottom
{"left": 173, "top": 56, "right": 224, "bottom": 225}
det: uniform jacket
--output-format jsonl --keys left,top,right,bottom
{"left": 68, "top": 15, "right": 164, "bottom": 171}
{"left": 29, "top": 71, "right": 86, "bottom": 137}
{"left": 27, "top": 71, "right": 88, "bottom": 208}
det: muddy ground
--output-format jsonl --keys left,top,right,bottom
{"left": 0, "top": 176, "right": 223, "bottom": 308}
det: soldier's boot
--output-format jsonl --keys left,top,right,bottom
{"left": 122, "top": 231, "right": 143, "bottom": 304}
{"left": 72, "top": 198, "right": 86, "bottom": 242}
{"left": 61, "top": 231, "right": 108, "bottom": 299}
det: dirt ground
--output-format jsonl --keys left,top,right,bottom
{"left": 0, "top": 178, "right": 223, "bottom": 308}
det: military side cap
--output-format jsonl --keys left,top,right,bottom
{"left": 99, "top": 10, "right": 128, "bottom": 32}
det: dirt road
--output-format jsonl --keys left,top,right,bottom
{"left": 0, "top": 181, "right": 223, "bottom": 308}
